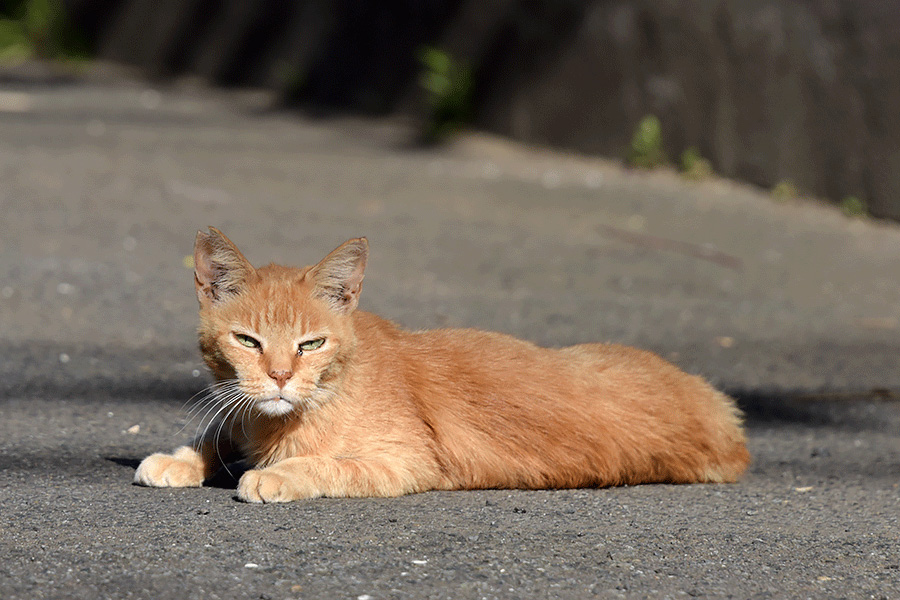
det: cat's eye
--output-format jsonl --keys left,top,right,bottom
{"left": 234, "top": 333, "right": 261, "bottom": 350}
{"left": 298, "top": 338, "right": 325, "bottom": 354}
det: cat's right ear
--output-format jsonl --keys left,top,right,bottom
{"left": 193, "top": 227, "right": 255, "bottom": 307}
{"left": 307, "top": 237, "right": 368, "bottom": 314}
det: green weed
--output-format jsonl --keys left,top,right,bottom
{"left": 680, "top": 146, "right": 713, "bottom": 180}
{"left": 628, "top": 115, "right": 667, "bottom": 168}
{"left": 417, "top": 46, "right": 473, "bottom": 142}
{"left": 841, "top": 196, "right": 867, "bottom": 218}
{"left": 771, "top": 180, "right": 799, "bottom": 202}
{"left": 0, "top": 0, "right": 89, "bottom": 64}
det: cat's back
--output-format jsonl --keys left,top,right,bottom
{"left": 352, "top": 311, "right": 555, "bottom": 371}
{"left": 352, "top": 313, "right": 727, "bottom": 409}
{"left": 351, "top": 312, "right": 695, "bottom": 399}
{"left": 349, "top": 315, "right": 748, "bottom": 488}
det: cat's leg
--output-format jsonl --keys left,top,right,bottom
{"left": 134, "top": 430, "right": 236, "bottom": 488}
{"left": 134, "top": 445, "right": 209, "bottom": 487}
{"left": 237, "top": 455, "right": 433, "bottom": 502}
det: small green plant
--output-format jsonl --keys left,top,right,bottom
{"left": 628, "top": 115, "right": 667, "bottom": 168}
{"left": 0, "top": 12, "right": 33, "bottom": 62}
{"left": 417, "top": 46, "right": 473, "bottom": 142}
{"left": 0, "top": 0, "right": 89, "bottom": 64}
{"left": 0, "top": 18, "right": 29, "bottom": 61}
{"left": 841, "top": 196, "right": 867, "bottom": 218}
{"left": 771, "top": 180, "right": 799, "bottom": 202}
{"left": 680, "top": 146, "right": 713, "bottom": 180}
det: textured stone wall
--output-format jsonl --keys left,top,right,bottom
{"left": 68, "top": 0, "right": 900, "bottom": 219}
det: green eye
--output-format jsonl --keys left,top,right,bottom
{"left": 298, "top": 338, "right": 325, "bottom": 353}
{"left": 234, "top": 333, "right": 261, "bottom": 349}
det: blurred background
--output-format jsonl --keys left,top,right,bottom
{"left": 3, "top": 0, "right": 899, "bottom": 218}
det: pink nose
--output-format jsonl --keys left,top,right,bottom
{"left": 268, "top": 369, "right": 292, "bottom": 388}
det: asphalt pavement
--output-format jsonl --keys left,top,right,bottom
{"left": 1, "top": 64, "right": 899, "bottom": 599}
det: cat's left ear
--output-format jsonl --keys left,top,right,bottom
{"left": 194, "top": 227, "right": 256, "bottom": 307}
{"left": 307, "top": 238, "right": 368, "bottom": 314}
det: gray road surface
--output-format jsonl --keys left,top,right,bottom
{"left": 1, "top": 65, "right": 899, "bottom": 599}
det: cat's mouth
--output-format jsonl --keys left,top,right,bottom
{"left": 252, "top": 385, "right": 328, "bottom": 416}
{"left": 256, "top": 396, "right": 296, "bottom": 417}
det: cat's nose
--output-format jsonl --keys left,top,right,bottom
{"left": 268, "top": 369, "right": 292, "bottom": 388}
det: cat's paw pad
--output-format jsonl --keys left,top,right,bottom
{"left": 237, "top": 468, "right": 317, "bottom": 503}
{"left": 134, "top": 453, "right": 204, "bottom": 488}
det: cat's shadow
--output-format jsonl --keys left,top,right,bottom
{"left": 205, "top": 461, "right": 250, "bottom": 489}
{"left": 106, "top": 456, "right": 140, "bottom": 469}
{"left": 105, "top": 456, "right": 249, "bottom": 489}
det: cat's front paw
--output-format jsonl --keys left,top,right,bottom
{"left": 237, "top": 467, "right": 319, "bottom": 503}
{"left": 134, "top": 450, "right": 204, "bottom": 488}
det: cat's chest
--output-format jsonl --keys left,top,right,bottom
{"left": 245, "top": 411, "right": 342, "bottom": 467}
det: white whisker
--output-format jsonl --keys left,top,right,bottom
{"left": 194, "top": 385, "right": 243, "bottom": 447}
{"left": 180, "top": 380, "right": 236, "bottom": 414}
{"left": 213, "top": 393, "right": 248, "bottom": 480}
{"left": 239, "top": 395, "right": 253, "bottom": 440}
{"left": 173, "top": 381, "right": 236, "bottom": 437}
{"left": 190, "top": 391, "right": 229, "bottom": 442}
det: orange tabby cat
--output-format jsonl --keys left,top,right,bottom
{"left": 135, "top": 227, "right": 749, "bottom": 502}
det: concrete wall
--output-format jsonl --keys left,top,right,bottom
{"left": 68, "top": 0, "right": 900, "bottom": 219}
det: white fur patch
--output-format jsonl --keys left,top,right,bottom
{"left": 257, "top": 398, "right": 295, "bottom": 416}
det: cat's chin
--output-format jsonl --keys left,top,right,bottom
{"left": 255, "top": 397, "right": 297, "bottom": 417}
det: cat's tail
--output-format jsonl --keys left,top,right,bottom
{"left": 696, "top": 390, "right": 751, "bottom": 483}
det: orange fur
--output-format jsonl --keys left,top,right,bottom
{"left": 135, "top": 228, "right": 750, "bottom": 502}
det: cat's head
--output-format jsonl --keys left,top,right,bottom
{"left": 192, "top": 227, "right": 367, "bottom": 417}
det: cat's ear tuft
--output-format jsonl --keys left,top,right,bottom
{"left": 307, "top": 237, "right": 368, "bottom": 313}
{"left": 193, "top": 227, "right": 256, "bottom": 307}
